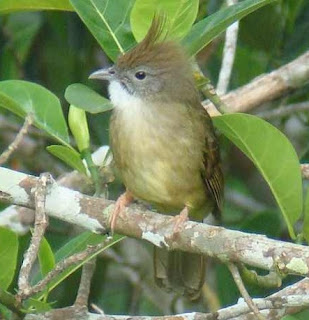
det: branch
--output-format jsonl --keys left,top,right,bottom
{"left": 0, "top": 114, "right": 33, "bottom": 165}
{"left": 227, "top": 263, "right": 265, "bottom": 320}
{"left": 23, "top": 278, "right": 309, "bottom": 320}
{"left": 204, "top": 50, "right": 309, "bottom": 116}
{"left": 1, "top": 167, "right": 309, "bottom": 278}
{"left": 74, "top": 258, "right": 96, "bottom": 308}
{"left": 17, "top": 173, "right": 51, "bottom": 298}
{"left": 216, "top": 0, "right": 239, "bottom": 95}
{"left": 257, "top": 101, "right": 309, "bottom": 120}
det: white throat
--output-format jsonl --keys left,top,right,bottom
{"left": 108, "top": 81, "right": 143, "bottom": 112}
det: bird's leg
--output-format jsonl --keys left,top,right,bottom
{"left": 173, "top": 206, "right": 189, "bottom": 233}
{"left": 110, "top": 190, "right": 134, "bottom": 233}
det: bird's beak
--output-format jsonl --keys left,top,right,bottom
{"left": 89, "top": 67, "right": 116, "bottom": 81}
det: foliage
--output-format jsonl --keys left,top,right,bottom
{"left": 0, "top": 0, "right": 308, "bottom": 318}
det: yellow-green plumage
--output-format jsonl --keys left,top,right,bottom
{"left": 91, "top": 17, "right": 223, "bottom": 299}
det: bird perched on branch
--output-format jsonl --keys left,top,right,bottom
{"left": 90, "top": 16, "right": 223, "bottom": 300}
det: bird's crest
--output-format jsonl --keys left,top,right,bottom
{"left": 117, "top": 15, "right": 186, "bottom": 71}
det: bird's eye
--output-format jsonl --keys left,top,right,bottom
{"left": 135, "top": 71, "right": 146, "bottom": 80}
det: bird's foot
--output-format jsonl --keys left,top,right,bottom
{"left": 110, "top": 191, "right": 133, "bottom": 234}
{"left": 172, "top": 206, "right": 189, "bottom": 233}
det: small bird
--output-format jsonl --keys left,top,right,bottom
{"left": 89, "top": 17, "right": 223, "bottom": 300}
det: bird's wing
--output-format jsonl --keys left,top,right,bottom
{"left": 201, "top": 108, "right": 224, "bottom": 216}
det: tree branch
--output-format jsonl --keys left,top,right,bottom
{"left": 17, "top": 172, "right": 52, "bottom": 298}
{"left": 0, "top": 114, "right": 33, "bottom": 166}
{"left": 1, "top": 167, "right": 308, "bottom": 278}
{"left": 23, "top": 278, "right": 309, "bottom": 320}
{"left": 204, "top": 50, "right": 309, "bottom": 116}
{"left": 216, "top": 0, "right": 239, "bottom": 96}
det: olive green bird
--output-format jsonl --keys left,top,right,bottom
{"left": 90, "top": 17, "right": 223, "bottom": 300}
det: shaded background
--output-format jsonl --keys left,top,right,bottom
{"left": 1, "top": 0, "right": 309, "bottom": 317}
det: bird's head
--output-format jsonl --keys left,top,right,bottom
{"left": 89, "top": 16, "right": 196, "bottom": 103}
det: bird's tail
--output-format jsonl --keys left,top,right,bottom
{"left": 153, "top": 247, "right": 205, "bottom": 300}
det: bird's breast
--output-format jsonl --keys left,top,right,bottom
{"left": 109, "top": 84, "right": 208, "bottom": 211}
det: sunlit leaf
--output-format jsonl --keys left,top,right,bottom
{"left": 130, "top": 0, "right": 199, "bottom": 42}
{"left": 70, "top": 0, "right": 136, "bottom": 61}
{"left": 0, "top": 0, "right": 73, "bottom": 14}
{"left": 0, "top": 227, "right": 18, "bottom": 290}
{"left": 183, "top": 0, "right": 277, "bottom": 56}
{"left": 47, "top": 145, "right": 87, "bottom": 174}
{"left": 65, "top": 84, "right": 113, "bottom": 114}
{"left": 214, "top": 113, "right": 302, "bottom": 239}
{"left": 0, "top": 80, "right": 70, "bottom": 147}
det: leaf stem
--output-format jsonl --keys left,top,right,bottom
{"left": 82, "top": 148, "right": 102, "bottom": 196}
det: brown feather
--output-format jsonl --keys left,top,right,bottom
{"left": 117, "top": 16, "right": 187, "bottom": 74}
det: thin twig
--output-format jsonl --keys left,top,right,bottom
{"left": 74, "top": 258, "right": 96, "bottom": 308}
{"left": 227, "top": 263, "right": 266, "bottom": 320}
{"left": 217, "top": 0, "right": 239, "bottom": 95}
{"left": 0, "top": 114, "right": 33, "bottom": 165}
{"left": 17, "top": 172, "right": 51, "bottom": 298}
{"left": 193, "top": 63, "right": 227, "bottom": 113}
{"left": 21, "top": 240, "right": 110, "bottom": 300}
{"left": 258, "top": 102, "right": 309, "bottom": 120}
{"left": 90, "top": 303, "right": 105, "bottom": 315}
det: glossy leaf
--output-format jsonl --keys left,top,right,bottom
{"left": 130, "top": 0, "right": 199, "bottom": 42}
{"left": 0, "top": 227, "right": 18, "bottom": 290}
{"left": 70, "top": 0, "right": 136, "bottom": 61}
{"left": 183, "top": 0, "right": 277, "bottom": 56}
{"left": 0, "top": 80, "right": 70, "bottom": 147}
{"left": 47, "top": 145, "right": 86, "bottom": 174}
{"left": 213, "top": 113, "right": 302, "bottom": 239}
{"left": 65, "top": 83, "right": 113, "bottom": 114}
{"left": 302, "top": 187, "right": 309, "bottom": 243}
{"left": 0, "top": 0, "right": 73, "bottom": 14}
{"left": 38, "top": 237, "right": 55, "bottom": 277}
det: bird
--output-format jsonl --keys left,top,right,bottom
{"left": 89, "top": 16, "right": 223, "bottom": 300}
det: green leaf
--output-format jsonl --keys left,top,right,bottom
{"left": 0, "top": 227, "right": 18, "bottom": 290}
{"left": 183, "top": 0, "right": 277, "bottom": 57}
{"left": 213, "top": 113, "right": 302, "bottom": 239}
{"left": 38, "top": 237, "right": 55, "bottom": 277}
{"left": 130, "top": 0, "right": 199, "bottom": 42}
{"left": 25, "top": 299, "right": 52, "bottom": 313}
{"left": 33, "top": 232, "right": 124, "bottom": 299}
{"left": 70, "top": 0, "right": 136, "bottom": 61}
{"left": 0, "top": 80, "right": 70, "bottom": 147}
{"left": 282, "top": 309, "right": 309, "bottom": 320}
{"left": 302, "top": 186, "right": 309, "bottom": 243}
{"left": 0, "top": 0, "right": 73, "bottom": 14}
{"left": 47, "top": 145, "right": 86, "bottom": 174}
{"left": 65, "top": 84, "right": 113, "bottom": 114}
